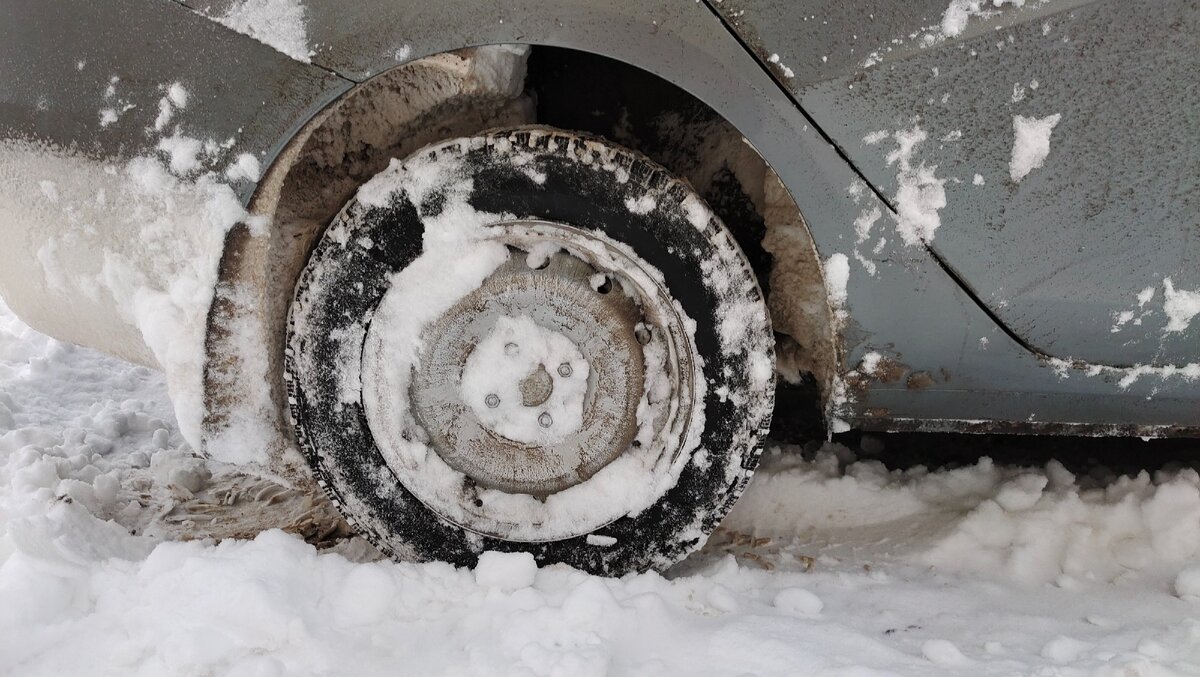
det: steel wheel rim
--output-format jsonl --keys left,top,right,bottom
{"left": 360, "top": 219, "right": 702, "bottom": 542}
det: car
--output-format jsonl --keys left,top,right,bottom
{"left": 1, "top": 0, "right": 1196, "bottom": 575}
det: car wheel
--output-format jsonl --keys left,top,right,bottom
{"left": 284, "top": 127, "right": 774, "bottom": 575}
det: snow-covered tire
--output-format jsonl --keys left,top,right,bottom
{"left": 285, "top": 127, "right": 774, "bottom": 575}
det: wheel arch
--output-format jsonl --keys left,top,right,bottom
{"left": 201, "top": 41, "right": 842, "bottom": 483}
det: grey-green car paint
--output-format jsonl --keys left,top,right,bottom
{"left": 721, "top": 0, "right": 1198, "bottom": 368}
{"left": 0, "top": 0, "right": 1196, "bottom": 435}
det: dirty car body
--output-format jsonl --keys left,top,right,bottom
{"left": 1, "top": 0, "right": 1197, "bottom": 483}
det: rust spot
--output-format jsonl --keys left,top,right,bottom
{"left": 846, "top": 355, "right": 910, "bottom": 405}
{"left": 865, "top": 407, "right": 891, "bottom": 418}
{"left": 906, "top": 371, "right": 935, "bottom": 390}
{"left": 844, "top": 370, "right": 868, "bottom": 392}
{"left": 873, "top": 357, "right": 908, "bottom": 384}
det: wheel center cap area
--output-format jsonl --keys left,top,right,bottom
{"left": 402, "top": 241, "right": 648, "bottom": 497}
{"left": 460, "top": 315, "right": 589, "bottom": 446}
{"left": 519, "top": 364, "right": 554, "bottom": 408}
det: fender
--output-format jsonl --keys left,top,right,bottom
{"left": 199, "top": 0, "right": 1200, "bottom": 436}
{"left": 0, "top": 0, "right": 349, "bottom": 447}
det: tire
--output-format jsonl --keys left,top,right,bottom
{"left": 285, "top": 127, "right": 774, "bottom": 575}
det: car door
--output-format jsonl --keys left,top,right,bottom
{"left": 707, "top": 0, "right": 1200, "bottom": 368}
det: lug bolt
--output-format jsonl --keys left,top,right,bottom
{"left": 504, "top": 342, "right": 519, "bottom": 356}
{"left": 538, "top": 412, "right": 553, "bottom": 428}
{"left": 557, "top": 363, "right": 572, "bottom": 377}
{"left": 485, "top": 394, "right": 500, "bottom": 408}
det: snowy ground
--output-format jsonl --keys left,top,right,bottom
{"left": 3, "top": 296, "right": 1200, "bottom": 677}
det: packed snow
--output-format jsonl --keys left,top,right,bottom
{"left": 4, "top": 297, "right": 1200, "bottom": 674}
{"left": 941, "top": 0, "right": 1037, "bottom": 40}
{"left": 460, "top": 315, "right": 590, "bottom": 445}
{"left": 1113, "top": 279, "right": 1200, "bottom": 336}
{"left": 821, "top": 251, "right": 853, "bottom": 434}
{"left": 213, "top": 0, "right": 314, "bottom": 64}
{"left": 223, "top": 153, "right": 261, "bottom": 183}
{"left": 1163, "top": 279, "right": 1200, "bottom": 334}
{"left": 0, "top": 137, "right": 260, "bottom": 454}
{"left": 821, "top": 253, "right": 849, "bottom": 314}
{"left": 1009, "top": 113, "right": 1062, "bottom": 182}
{"left": 850, "top": 127, "right": 951, "bottom": 255}
{"left": 853, "top": 206, "right": 882, "bottom": 244}
{"left": 851, "top": 207, "right": 882, "bottom": 276}
{"left": 1045, "top": 354, "right": 1200, "bottom": 392}
{"left": 861, "top": 0, "right": 1045, "bottom": 68}
{"left": 886, "top": 127, "right": 948, "bottom": 246}
{"left": 765, "top": 53, "right": 795, "bottom": 79}
{"left": 156, "top": 132, "right": 204, "bottom": 175}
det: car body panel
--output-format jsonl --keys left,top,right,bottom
{"left": 0, "top": 0, "right": 349, "bottom": 446}
{"left": 712, "top": 0, "right": 1200, "bottom": 368}
{"left": 0, "top": 0, "right": 349, "bottom": 353}
{"left": 0, "top": 0, "right": 1195, "bottom": 446}
{"left": 1, "top": 0, "right": 350, "bottom": 195}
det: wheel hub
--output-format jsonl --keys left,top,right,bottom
{"left": 411, "top": 242, "right": 643, "bottom": 496}
{"left": 459, "top": 313, "right": 591, "bottom": 447}
{"left": 518, "top": 364, "right": 554, "bottom": 408}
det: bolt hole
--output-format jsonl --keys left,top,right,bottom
{"left": 474, "top": 498, "right": 484, "bottom": 507}
{"left": 596, "top": 276, "right": 612, "bottom": 294}
{"left": 631, "top": 440, "right": 642, "bottom": 448}
{"left": 635, "top": 324, "right": 652, "bottom": 345}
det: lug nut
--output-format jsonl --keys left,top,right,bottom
{"left": 557, "top": 363, "right": 572, "bottom": 377}
{"left": 504, "top": 342, "right": 519, "bottom": 356}
{"left": 538, "top": 412, "right": 553, "bottom": 428}
{"left": 485, "top": 394, "right": 500, "bottom": 408}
